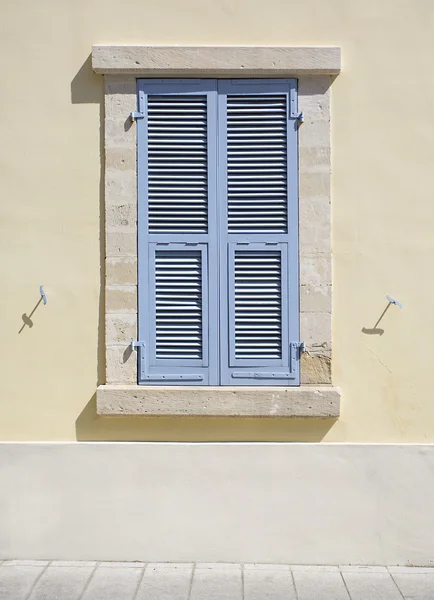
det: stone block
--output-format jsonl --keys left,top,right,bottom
{"left": 105, "top": 119, "right": 135, "bottom": 148}
{"left": 300, "top": 352, "right": 332, "bottom": 384}
{"left": 105, "top": 346, "right": 137, "bottom": 384}
{"left": 300, "top": 256, "right": 331, "bottom": 288}
{"left": 299, "top": 197, "right": 331, "bottom": 256}
{"left": 96, "top": 385, "right": 340, "bottom": 417}
{"left": 106, "top": 257, "right": 137, "bottom": 285}
{"left": 300, "top": 284, "right": 332, "bottom": 313}
{"left": 300, "top": 312, "right": 332, "bottom": 351}
{"left": 299, "top": 171, "right": 331, "bottom": 198}
{"left": 93, "top": 46, "right": 341, "bottom": 75}
{"left": 105, "top": 147, "right": 136, "bottom": 171}
{"left": 104, "top": 75, "right": 137, "bottom": 95}
{"left": 299, "top": 147, "right": 331, "bottom": 171}
{"left": 106, "top": 203, "right": 137, "bottom": 232}
{"left": 105, "top": 313, "right": 137, "bottom": 345}
{"left": 105, "top": 90, "right": 137, "bottom": 118}
{"left": 298, "top": 75, "right": 333, "bottom": 97}
{"left": 106, "top": 232, "right": 137, "bottom": 257}
{"left": 105, "top": 169, "right": 136, "bottom": 205}
{"left": 298, "top": 120, "right": 330, "bottom": 148}
{"left": 106, "top": 285, "right": 137, "bottom": 313}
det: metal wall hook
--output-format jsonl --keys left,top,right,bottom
{"left": 386, "top": 295, "right": 402, "bottom": 309}
{"left": 40, "top": 286, "right": 47, "bottom": 305}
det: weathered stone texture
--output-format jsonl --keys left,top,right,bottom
{"left": 93, "top": 46, "right": 341, "bottom": 76}
{"left": 97, "top": 385, "right": 340, "bottom": 417}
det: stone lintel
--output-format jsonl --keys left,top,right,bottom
{"left": 96, "top": 385, "right": 340, "bottom": 418}
{"left": 92, "top": 45, "right": 341, "bottom": 76}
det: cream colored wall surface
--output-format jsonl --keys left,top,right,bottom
{"left": 1, "top": 0, "right": 434, "bottom": 441}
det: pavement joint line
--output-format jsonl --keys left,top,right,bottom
{"left": 77, "top": 560, "right": 100, "bottom": 600}
{"left": 387, "top": 568, "right": 406, "bottom": 600}
{"left": 24, "top": 562, "right": 49, "bottom": 600}
{"left": 241, "top": 563, "right": 245, "bottom": 600}
{"left": 339, "top": 570, "right": 352, "bottom": 600}
{"left": 187, "top": 562, "right": 196, "bottom": 600}
{"left": 290, "top": 567, "right": 299, "bottom": 600}
{"left": 132, "top": 562, "right": 147, "bottom": 600}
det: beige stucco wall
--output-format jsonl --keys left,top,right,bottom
{"left": 1, "top": 0, "right": 434, "bottom": 442}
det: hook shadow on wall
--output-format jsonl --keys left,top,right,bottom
{"left": 361, "top": 295, "right": 403, "bottom": 336}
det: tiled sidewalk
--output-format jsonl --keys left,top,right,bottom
{"left": 0, "top": 561, "right": 433, "bottom": 600}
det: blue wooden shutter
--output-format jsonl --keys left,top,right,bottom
{"left": 137, "top": 80, "right": 218, "bottom": 385}
{"left": 218, "top": 80, "right": 300, "bottom": 385}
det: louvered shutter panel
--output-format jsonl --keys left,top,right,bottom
{"left": 137, "top": 80, "right": 218, "bottom": 385}
{"left": 218, "top": 80, "right": 300, "bottom": 385}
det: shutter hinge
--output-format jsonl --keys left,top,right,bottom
{"left": 292, "top": 341, "right": 306, "bottom": 353}
{"left": 130, "top": 112, "right": 145, "bottom": 122}
{"left": 130, "top": 340, "right": 145, "bottom": 350}
{"left": 290, "top": 110, "right": 304, "bottom": 124}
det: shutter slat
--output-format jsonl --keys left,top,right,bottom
{"left": 148, "top": 95, "right": 208, "bottom": 233}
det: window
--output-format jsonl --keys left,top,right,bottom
{"left": 137, "top": 79, "right": 300, "bottom": 386}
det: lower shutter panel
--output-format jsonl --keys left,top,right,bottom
{"left": 139, "top": 243, "right": 212, "bottom": 384}
{"left": 222, "top": 243, "right": 296, "bottom": 385}
{"left": 234, "top": 250, "right": 282, "bottom": 361}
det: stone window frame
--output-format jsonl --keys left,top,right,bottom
{"left": 92, "top": 45, "right": 341, "bottom": 417}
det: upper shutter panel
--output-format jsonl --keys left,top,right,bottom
{"left": 137, "top": 80, "right": 219, "bottom": 385}
{"left": 218, "top": 80, "right": 300, "bottom": 386}
{"left": 148, "top": 94, "right": 208, "bottom": 233}
{"left": 227, "top": 94, "right": 288, "bottom": 233}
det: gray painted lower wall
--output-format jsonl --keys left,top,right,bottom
{"left": 0, "top": 443, "right": 433, "bottom": 565}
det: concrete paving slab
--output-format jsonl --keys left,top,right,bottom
{"left": 391, "top": 572, "right": 434, "bottom": 600}
{"left": 81, "top": 565, "right": 143, "bottom": 600}
{"left": 244, "top": 564, "right": 297, "bottom": 600}
{"left": 190, "top": 565, "right": 242, "bottom": 600}
{"left": 0, "top": 565, "right": 45, "bottom": 600}
{"left": 342, "top": 572, "right": 402, "bottom": 600}
{"left": 28, "top": 565, "right": 93, "bottom": 600}
{"left": 136, "top": 563, "right": 192, "bottom": 600}
{"left": 292, "top": 570, "right": 350, "bottom": 600}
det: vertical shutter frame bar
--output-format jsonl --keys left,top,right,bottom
{"left": 137, "top": 79, "right": 219, "bottom": 384}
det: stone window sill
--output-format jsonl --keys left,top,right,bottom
{"left": 96, "top": 385, "right": 340, "bottom": 418}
